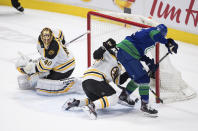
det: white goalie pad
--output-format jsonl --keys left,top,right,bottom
{"left": 17, "top": 72, "right": 49, "bottom": 90}
{"left": 35, "top": 77, "right": 83, "bottom": 96}
{"left": 17, "top": 75, "right": 32, "bottom": 90}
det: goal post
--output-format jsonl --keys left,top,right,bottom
{"left": 87, "top": 11, "right": 196, "bottom": 103}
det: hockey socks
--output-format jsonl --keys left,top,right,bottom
{"left": 126, "top": 80, "right": 138, "bottom": 94}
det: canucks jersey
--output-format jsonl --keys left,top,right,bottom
{"left": 36, "top": 29, "right": 75, "bottom": 74}
{"left": 83, "top": 50, "right": 121, "bottom": 85}
{"left": 117, "top": 27, "right": 168, "bottom": 58}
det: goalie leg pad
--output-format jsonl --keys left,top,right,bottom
{"left": 35, "top": 78, "right": 75, "bottom": 96}
{"left": 17, "top": 75, "right": 32, "bottom": 90}
{"left": 17, "top": 72, "right": 49, "bottom": 90}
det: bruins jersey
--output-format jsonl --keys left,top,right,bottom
{"left": 83, "top": 50, "right": 121, "bottom": 85}
{"left": 36, "top": 29, "right": 75, "bottom": 74}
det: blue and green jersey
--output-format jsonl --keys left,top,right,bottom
{"left": 116, "top": 27, "right": 168, "bottom": 58}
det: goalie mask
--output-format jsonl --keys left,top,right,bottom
{"left": 41, "top": 27, "right": 53, "bottom": 49}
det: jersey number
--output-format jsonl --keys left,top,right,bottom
{"left": 44, "top": 60, "right": 52, "bottom": 66}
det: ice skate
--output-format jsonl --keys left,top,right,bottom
{"left": 82, "top": 103, "right": 97, "bottom": 120}
{"left": 16, "top": 6, "right": 24, "bottom": 12}
{"left": 141, "top": 100, "right": 158, "bottom": 117}
{"left": 62, "top": 98, "right": 80, "bottom": 110}
{"left": 118, "top": 89, "right": 138, "bottom": 107}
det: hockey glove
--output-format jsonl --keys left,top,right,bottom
{"left": 103, "top": 38, "right": 116, "bottom": 50}
{"left": 93, "top": 46, "right": 106, "bottom": 60}
{"left": 147, "top": 59, "right": 159, "bottom": 74}
{"left": 119, "top": 72, "right": 130, "bottom": 85}
{"left": 23, "top": 62, "right": 36, "bottom": 75}
{"left": 165, "top": 38, "right": 178, "bottom": 54}
{"left": 140, "top": 55, "right": 159, "bottom": 74}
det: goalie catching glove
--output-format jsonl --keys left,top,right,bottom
{"left": 16, "top": 55, "right": 36, "bottom": 75}
{"left": 17, "top": 61, "right": 36, "bottom": 75}
{"left": 165, "top": 38, "right": 178, "bottom": 54}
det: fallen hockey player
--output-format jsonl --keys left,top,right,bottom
{"left": 62, "top": 38, "right": 138, "bottom": 120}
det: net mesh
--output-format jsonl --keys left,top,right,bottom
{"left": 88, "top": 11, "right": 196, "bottom": 103}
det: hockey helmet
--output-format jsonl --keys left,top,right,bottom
{"left": 156, "top": 24, "right": 167, "bottom": 37}
{"left": 41, "top": 27, "right": 53, "bottom": 49}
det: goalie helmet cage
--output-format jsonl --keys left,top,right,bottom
{"left": 87, "top": 11, "right": 196, "bottom": 103}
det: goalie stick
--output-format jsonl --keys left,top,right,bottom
{"left": 65, "top": 31, "right": 90, "bottom": 46}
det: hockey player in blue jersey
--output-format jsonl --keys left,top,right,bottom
{"left": 116, "top": 24, "right": 178, "bottom": 115}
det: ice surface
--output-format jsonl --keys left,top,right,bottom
{"left": 0, "top": 6, "right": 198, "bottom": 131}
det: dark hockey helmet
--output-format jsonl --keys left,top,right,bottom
{"left": 41, "top": 27, "right": 53, "bottom": 49}
{"left": 156, "top": 24, "right": 167, "bottom": 37}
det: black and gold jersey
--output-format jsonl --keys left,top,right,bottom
{"left": 83, "top": 50, "right": 122, "bottom": 85}
{"left": 36, "top": 29, "right": 75, "bottom": 74}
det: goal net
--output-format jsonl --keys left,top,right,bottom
{"left": 87, "top": 11, "right": 196, "bottom": 103}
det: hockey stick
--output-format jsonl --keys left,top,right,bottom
{"left": 17, "top": 51, "right": 33, "bottom": 62}
{"left": 66, "top": 31, "right": 90, "bottom": 46}
{"left": 149, "top": 88, "right": 164, "bottom": 103}
{"left": 147, "top": 52, "right": 170, "bottom": 76}
{"left": 148, "top": 52, "right": 170, "bottom": 103}
{"left": 17, "top": 51, "right": 26, "bottom": 59}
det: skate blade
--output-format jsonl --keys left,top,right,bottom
{"left": 82, "top": 106, "right": 97, "bottom": 120}
{"left": 118, "top": 100, "right": 135, "bottom": 107}
{"left": 143, "top": 112, "right": 158, "bottom": 118}
{"left": 62, "top": 103, "right": 79, "bottom": 111}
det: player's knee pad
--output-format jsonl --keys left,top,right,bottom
{"left": 35, "top": 77, "right": 80, "bottom": 96}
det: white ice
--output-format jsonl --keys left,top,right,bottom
{"left": 0, "top": 6, "right": 198, "bottom": 131}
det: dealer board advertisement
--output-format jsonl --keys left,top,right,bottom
{"left": 42, "top": 0, "right": 198, "bottom": 34}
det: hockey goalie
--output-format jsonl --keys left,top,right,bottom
{"left": 15, "top": 27, "right": 81, "bottom": 95}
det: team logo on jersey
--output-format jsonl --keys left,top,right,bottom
{"left": 48, "top": 50, "right": 54, "bottom": 55}
{"left": 111, "top": 66, "right": 119, "bottom": 79}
